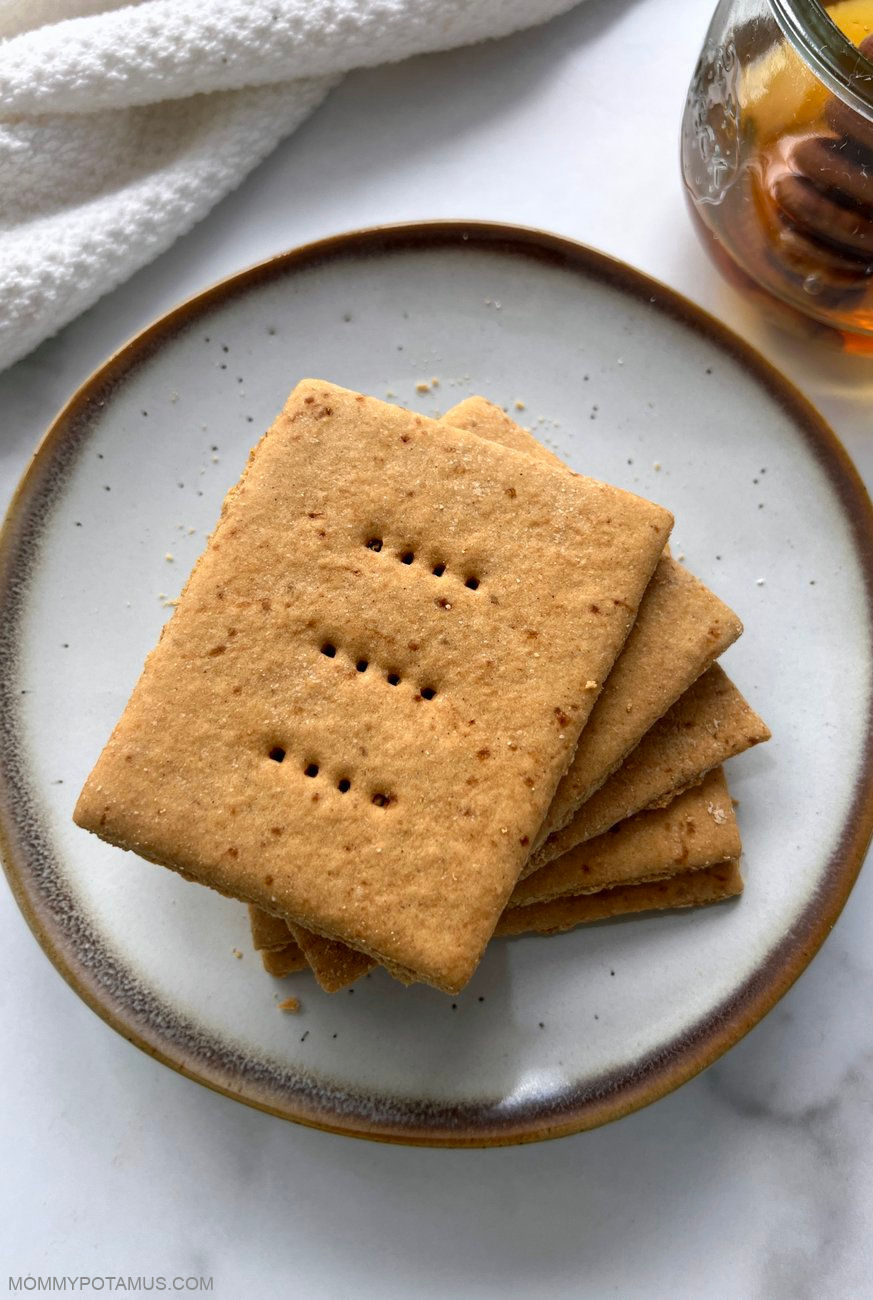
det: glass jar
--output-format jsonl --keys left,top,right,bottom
{"left": 681, "top": 0, "right": 873, "bottom": 342}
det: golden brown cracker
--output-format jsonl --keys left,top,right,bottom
{"left": 255, "top": 402, "right": 566, "bottom": 990}
{"left": 444, "top": 399, "right": 743, "bottom": 850}
{"left": 289, "top": 924, "right": 375, "bottom": 992}
{"left": 249, "top": 405, "right": 752, "bottom": 989}
{"left": 509, "top": 767, "right": 740, "bottom": 907}
{"left": 261, "top": 943, "right": 308, "bottom": 976}
{"left": 75, "top": 380, "right": 670, "bottom": 994}
{"left": 538, "top": 561, "right": 743, "bottom": 839}
{"left": 248, "top": 904, "right": 294, "bottom": 952}
{"left": 442, "top": 395, "right": 565, "bottom": 468}
{"left": 496, "top": 858, "right": 743, "bottom": 936}
{"left": 529, "top": 664, "right": 770, "bottom": 869}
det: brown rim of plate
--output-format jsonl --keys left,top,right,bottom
{"left": 1, "top": 221, "right": 872, "bottom": 1148}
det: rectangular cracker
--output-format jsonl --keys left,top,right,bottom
{"left": 249, "top": 902, "right": 317, "bottom": 978}
{"left": 265, "top": 404, "right": 570, "bottom": 991}
{"left": 75, "top": 379, "right": 671, "bottom": 994}
{"left": 261, "top": 943, "right": 308, "bottom": 977}
{"left": 259, "top": 406, "right": 748, "bottom": 989}
{"left": 289, "top": 924, "right": 374, "bottom": 992}
{"left": 442, "top": 397, "right": 566, "bottom": 469}
{"left": 495, "top": 858, "right": 743, "bottom": 936}
{"left": 444, "top": 398, "right": 743, "bottom": 849}
{"left": 248, "top": 407, "right": 750, "bottom": 988}
{"left": 247, "top": 905, "right": 374, "bottom": 991}
{"left": 509, "top": 767, "right": 740, "bottom": 907}
{"left": 248, "top": 903, "right": 295, "bottom": 952}
{"left": 528, "top": 664, "right": 770, "bottom": 870}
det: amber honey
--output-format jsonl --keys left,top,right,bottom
{"left": 682, "top": 0, "right": 873, "bottom": 341}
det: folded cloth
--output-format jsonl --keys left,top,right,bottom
{"left": 0, "top": 0, "right": 580, "bottom": 372}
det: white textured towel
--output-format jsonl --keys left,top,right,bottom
{"left": 0, "top": 0, "right": 579, "bottom": 373}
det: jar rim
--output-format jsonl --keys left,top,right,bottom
{"left": 771, "top": 0, "right": 873, "bottom": 120}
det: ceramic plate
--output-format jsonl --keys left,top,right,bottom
{"left": 2, "top": 223, "right": 872, "bottom": 1146}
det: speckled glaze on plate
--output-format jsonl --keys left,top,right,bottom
{"left": 1, "top": 223, "right": 872, "bottom": 1147}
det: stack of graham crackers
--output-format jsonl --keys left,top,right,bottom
{"left": 74, "top": 380, "right": 769, "bottom": 996}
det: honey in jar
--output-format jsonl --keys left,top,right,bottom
{"left": 682, "top": 0, "right": 873, "bottom": 340}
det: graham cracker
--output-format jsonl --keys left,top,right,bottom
{"left": 528, "top": 664, "right": 770, "bottom": 870}
{"left": 257, "top": 402, "right": 569, "bottom": 990}
{"left": 261, "top": 943, "right": 308, "bottom": 977}
{"left": 509, "top": 767, "right": 740, "bottom": 907}
{"left": 495, "top": 858, "right": 743, "bottom": 936}
{"left": 74, "top": 379, "right": 671, "bottom": 994}
{"left": 246, "top": 403, "right": 752, "bottom": 989}
{"left": 444, "top": 398, "right": 743, "bottom": 850}
{"left": 248, "top": 903, "right": 294, "bottom": 952}
{"left": 442, "top": 396, "right": 566, "bottom": 469}
{"left": 249, "top": 402, "right": 746, "bottom": 989}
{"left": 289, "top": 923, "right": 375, "bottom": 992}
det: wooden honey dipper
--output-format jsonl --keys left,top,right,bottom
{"left": 758, "top": 33, "right": 873, "bottom": 297}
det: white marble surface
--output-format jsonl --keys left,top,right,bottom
{"left": 2, "top": 0, "right": 872, "bottom": 1295}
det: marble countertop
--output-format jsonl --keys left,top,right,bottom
{"left": 2, "top": 0, "right": 872, "bottom": 1295}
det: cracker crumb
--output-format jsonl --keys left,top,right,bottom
{"left": 416, "top": 381, "right": 431, "bottom": 394}
{"left": 164, "top": 553, "right": 174, "bottom": 562}
{"left": 278, "top": 996, "right": 300, "bottom": 1013}
{"left": 584, "top": 680, "right": 598, "bottom": 690}
{"left": 653, "top": 462, "right": 662, "bottom": 471}
{"left": 514, "top": 399, "right": 526, "bottom": 411}
{"left": 386, "top": 389, "right": 396, "bottom": 398}
{"left": 232, "top": 948, "right": 243, "bottom": 959}
{"left": 431, "top": 377, "right": 440, "bottom": 388}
